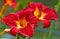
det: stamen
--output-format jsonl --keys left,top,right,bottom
{"left": 34, "top": 8, "right": 46, "bottom": 20}
{"left": 39, "top": 12, "right": 46, "bottom": 20}
{"left": 16, "top": 18, "right": 27, "bottom": 29}
{"left": 34, "top": 8, "right": 40, "bottom": 18}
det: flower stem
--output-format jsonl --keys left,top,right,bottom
{"left": 23, "top": 36, "right": 26, "bottom": 39}
{"left": 16, "top": 33, "right": 20, "bottom": 39}
{"left": 25, "top": 37, "right": 30, "bottom": 39}
{"left": 28, "top": 37, "right": 30, "bottom": 39}
{"left": 43, "top": 32, "right": 47, "bottom": 39}
{"left": 47, "top": 26, "right": 53, "bottom": 39}
{"left": 0, "top": 4, "right": 7, "bottom": 16}
{"left": 0, "top": 4, "right": 7, "bottom": 32}
{"left": 47, "top": 0, "right": 60, "bottom": 39}
{"left": 54, "top": 0, "right": 60, "bottom": 12}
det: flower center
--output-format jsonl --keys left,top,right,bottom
{"left": 34, "top": 8, "right": 46, "bottom": 20}
{"left": 6, "top": 0, "right": 12, "bottom": 5}
{"left": 34, "top": 8, "right": 41, "bottom": 18}
{"left": 16, "top": 17, "right": 27, "bottom": 29}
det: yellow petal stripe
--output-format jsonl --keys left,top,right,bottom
{"left": 16, "top": 20, "right": 21, "bottom": 28}
{"left": 39, "top": 12, "right": 46, "bottom": 20}
{"left": 34, "top": 8, "right": 40, "bottom": 18}
{"left": 34, "top": 8, "right": 46, "bottom": 20}
{"left": 16, "top": 17, "right": 27, "bottom": 29}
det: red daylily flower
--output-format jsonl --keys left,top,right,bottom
{"left": 17, "top": 8, "right": 39, "bottom": 27}
{"left": 26, "top": 2, "right": 58, "bottom": 28}
{"left": 28, "top": 2, "right": 58, "bottom": 20}
{"left": 3, "top": 0, "right": 17, "bottom": 9}
{"left": 2, "top": 14, "right": 34, "bottom": 37}
{"left": 2, "top": 2, "right": 58, "bottom": 37}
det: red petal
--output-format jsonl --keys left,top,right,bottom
{"left": 28, "top": 2, "right": 58, "bottom": 20}
{"left": 2, "top": 18, "right": 17, "bottom": 27}
{"left": 43, "top": 8, "right": 58, "bottom": 20}
{"left": 34, "top": 23, "right": 38, "bottom": 28}
{"left": 29, "top": 16, "right": 38, "bottom": 24}
{"left": 28, "top": 2, "right": 43, "bottom": 10}
{"left": 2, "top": 14, "right": 19, "bottom": 21}
{"left": 2, "top": 14, "right": 18, "bottom": 27}
{"left": 19, "top": 23, "right": 34, "bottom": 37}
{"left": 10, "top": 27, "right": 20, "bottom": 36}
{"left": 4, "top": 0, "right": 17, "bottom": 8}
{"left": 11, "top": 2, "right": 17, "bottom": 8}
{"left": 17, "top": 8, "right": 33, "bottom": 19}
{"left": 42, "top": 20, "right": 50, "bottom": 28}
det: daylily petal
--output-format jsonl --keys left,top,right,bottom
{"left": 2, "top": 14, "right": 19, "bottom": 27}
{"left": 28, "top": 15, "right": 39, "bottom": 24}
{"left": 17, "top": 8, "right": 38, "bottom": 24}
{"left": 28, "top": 18, "right": 38, "bottom": 28}
{"left": 2, "top": 14, "right": 19, "bottom": 21}
{"left": 28, "top": 2, "right": 43, "bottom": 10}
{"left": 10, "top": 23, "right": 34, "bottom": 37}
{"left": 28, "top": 2, "right": 58, "bottom": 21}
{"left": 10, "top": 27, "right": 20, "bottom": 36}
{"left": 17, "top": 8, "right": 33, "bottom": 18}
{"left": 42, "top": 20, "right": 50, "bottom": 28}
{"left": 19, "top": 23, "right": 34, "bottom": 37}
{"left": 43, "top": 8, "right": 58, "bottom": 20}
{"left": 2, "top": 18, "right": 17, "bottom": 27}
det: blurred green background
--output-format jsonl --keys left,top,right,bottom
{"left": 0, "top": 0, "right": 60, "bottom": 39}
